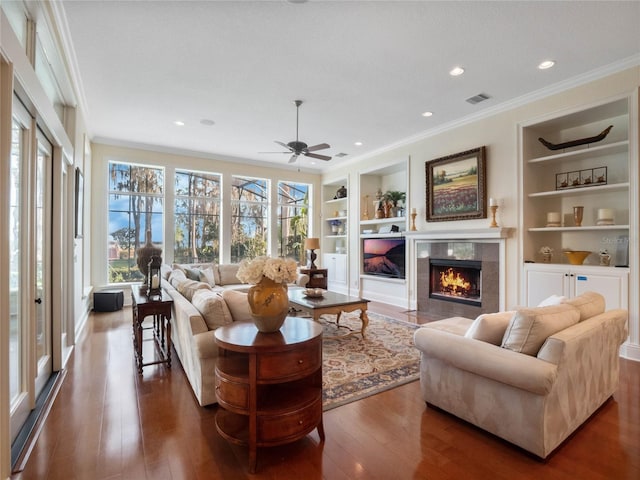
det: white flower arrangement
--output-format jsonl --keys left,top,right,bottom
{"left": 539, "top": 246, "right": 554, "bottom": 255}
{"left": 237, "top": 256, "right": 298, "bottom": 285}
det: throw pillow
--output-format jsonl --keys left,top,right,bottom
{"left": 537, "top": 294, "right": 568, "bottom": 307}
{"left": 160, "top": 263, "right": 173, "bottom": 280}
{"left": 564, "top": 291, "right": 605, "bottom": 321}
{"left": 191, "top": 290, "right": 233, "bottom": 330}
{"left": 464, "top": 311, "right": 516, "bottom": 345}
{"left": 184, "top": 267, "right": 201, "bottom": 281}
{"left": 218, "top": 264, "right": 241, "bottom": 286}
{"left": 168, "top": 269, "right": 187, "bottom": 288}
{"left": 198, "top": 267, "right": 216, "bottom": 286}
{"left": 176, "top": 279, "right": 212, "bottom": 302}
{"left": 221, "top": 289, "right": 253, "bottom": 322}
{"left": 501, "top": 303, "right": 580, "bottom": 356}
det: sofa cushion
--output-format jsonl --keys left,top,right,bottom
{"left": 464, "top": 311, "right": 515, "bottom": 345}
{"left": 501, "top": 303, "right": 580, "bottom": 356}
{"left": 221, "top": 289, "right": 253, "bottom": 322}
{"left": 537, "top": 294, "right": 568, "bottom": 307}
{"left": 191, "top": 289, "right": 233, "bottom": 330}
{"left": 160, "top": 263, "right": 173, "bottom": 280}
{"left": 176, "top": 279, "right": 213, "bottom": 302}
{"left": 564, "top": 291, "right": 605, "bottom": 321}
{"left": 217, "top": 264, "right": 242, "bottom": 286}
{"left": 168, "top": 269, "right": 187, "bottom": 288}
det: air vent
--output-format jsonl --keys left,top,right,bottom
{"left": 466, "top": 93, "right": 491, "bottom": 105}
{"left": 335, "top": 152, "right": 349, "bottom": 157}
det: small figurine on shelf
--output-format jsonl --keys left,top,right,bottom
{"left": 599, "top": 249, "right": 611, "bottom": 266}
{"left": 336, "top": 185, "right": 347, "bottom": 198}
{"left": 539, "top": 246, "right": 553, "bottom": 263}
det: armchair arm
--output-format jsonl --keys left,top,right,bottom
{"left": 414, "top": 327, "right": 557, "bottom": 395}
{"left": 295, "top": 272, "right": 310, "bottom": 287}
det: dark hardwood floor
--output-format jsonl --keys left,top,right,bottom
{"left": 12, "top": 303, "right": 640, "bottom": 479}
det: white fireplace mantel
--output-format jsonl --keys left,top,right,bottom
{"left": 404, "top": 227, "right": 514, "bottom": 241}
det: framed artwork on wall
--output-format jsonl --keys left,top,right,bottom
{"left": 425, "top": 146, "right": 487, "bottom": 222}
{"left": 75, "top": 167, "right": 84, "bottom": 238}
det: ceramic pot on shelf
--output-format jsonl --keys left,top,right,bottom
{"left": 247, "top": 276, "right": 289, "bottom": 333}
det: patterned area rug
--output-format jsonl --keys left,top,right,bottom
{"left": 320, "top": 310, "right": 420, "bottom": 411}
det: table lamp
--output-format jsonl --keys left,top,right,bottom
{"left": 304, "top": 237, "right": 320, "bottom": 269}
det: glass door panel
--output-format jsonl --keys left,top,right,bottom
{"left": 34, "top": 135, "right": 52, "bottom": 392}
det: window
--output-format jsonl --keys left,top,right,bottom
{"left": 108, "top": 162, "right": 164, "bottom": 283}
{"left": 174, "top": 170, "right": 221, "bottom": 263}
{"left": 277, "top": 181, "right": 310, "bottom": 264}
{"left": 230, "top": 176, "right": 269, "bottom": 263}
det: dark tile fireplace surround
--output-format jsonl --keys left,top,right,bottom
{"left": 417, "top": 241, "right": 500, "bottom": 320}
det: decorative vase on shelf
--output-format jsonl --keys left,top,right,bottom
{"left": 247, "top": 276, "right": 290, "bottom": 333}
{"left": 336, "top": 185, "right": 347, "bottom": 198}
{"left": 136, "top": 229, "right": 162, "bottom": 284}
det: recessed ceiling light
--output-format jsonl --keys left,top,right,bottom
{"left": 449, "top": 66, "right": 465, "bottom": 76}
{"left": 538, "top": 60, "right": 555, "bottom": 70}
{"left": 200, "top": 119, "right": 215, "bottom": 126}
{"left": 173, "top": 120, "right": 185, "bottom": 126}
{"left": 422, "top": 111, "right": 433, "bottom": 117}
{"left": 354, "top": 141, "right": 363, "bottom": 146}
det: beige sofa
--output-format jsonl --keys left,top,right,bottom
{"left": 413, "top": 292, "right": 628, "bottom": 458}
{"left": 159, "top": 263, "right": 309, "bottom": 406}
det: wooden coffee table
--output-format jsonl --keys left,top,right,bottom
{"left": 288, "top": 289, "right": 370, "bottom": 338}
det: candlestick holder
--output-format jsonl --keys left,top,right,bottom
{"left": 489, "top": 205, "right": 498, "bottom": 228}
{"left": 410, "top": 212, "right": 417, "bottom": 231}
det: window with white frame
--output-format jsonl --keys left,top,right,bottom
{"left": 230, "top": 176, "right": 269, "bottom": 263}
{"left": 107, "top": 161, "right": 164, "bottom": 283}
{"left": 277, "top": 180, "right": 310, "bottom": 264}
{"left": 174, "top": 170, "right": 221, "bottom": 264}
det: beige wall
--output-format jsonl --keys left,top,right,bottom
{"left": 324, "top": 66, "right": 639, "bottom": 357}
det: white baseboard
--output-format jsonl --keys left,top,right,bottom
{"left": 620, "top": 341, "right": 640, "bottom": 362}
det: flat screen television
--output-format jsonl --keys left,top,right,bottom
{"left": 362, "top": 237, "right": 406, "bottom": 279}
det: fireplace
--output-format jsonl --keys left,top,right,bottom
{"left": 429, "top": 258, "right": 482, "bottom": 306}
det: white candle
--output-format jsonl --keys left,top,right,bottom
{"left": 151, "top": 274, "right": 159, "bottom": 289}
{"left": 597, "top": 208, "right": 614, "bottom": 220}
{"left": 547, "top": 212, "right": 561, "bottom": 223}
{"left": 411, "top": 207, "right": 417, "bottom": 214}
{"left": 489, "top": 198, "right": 498, "bottom": 207}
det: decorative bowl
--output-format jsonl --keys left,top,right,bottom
{"left": 563, "top": 250, "right": 591, "bottom": 265}
{"left": 303, "top": 288, "right": 325, "bottom": 298}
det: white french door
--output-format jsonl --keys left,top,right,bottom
{"left": 9, "top": 97, "right": 53, "bottom": 443}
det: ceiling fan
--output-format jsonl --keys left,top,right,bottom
{"left": 265, "top": 100, "right": 331, "bottom": 163}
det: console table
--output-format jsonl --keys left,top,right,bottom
{"left": 131, "top": 286, "right": 173, "bottom": 374}
{"left": 214, "top": 318, "right": 324, "bottom": 473}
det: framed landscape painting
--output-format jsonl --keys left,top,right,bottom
{"left": 425, "top": 146, "right": 487, "bottom": 222}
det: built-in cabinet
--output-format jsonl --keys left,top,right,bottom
{"left": 520, "top": 95, "right": 635, "bottom": 313}
{"left": 523, "top": 263, "right": 629, "bottom": 310}
{"left": 321, "top": 180, "right": 349, "bottom": 293}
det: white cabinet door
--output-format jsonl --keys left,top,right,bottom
{"left": 324, "top": 254, "right": 348, "bottom": 292}
{"left": 524, "top": 265, "right": 568, "bottom": 307}
{"left": 524, "top": 264, "right": 629, "bottom": 310}
{"left": 572, "top": 270, "right": 629, "bottom": 310}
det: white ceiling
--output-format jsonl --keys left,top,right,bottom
{"left": 60, "top": 0, "right": 640, "bottom": 172}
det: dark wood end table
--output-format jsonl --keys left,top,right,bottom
{"left": 214, "top": 318, "right": 324, "bottom": 473}
{"left": 299, "top": 268, "right": 328, "bottom": 289}
{"left": 131, "top": 286, "right": 173, "bottom": 374}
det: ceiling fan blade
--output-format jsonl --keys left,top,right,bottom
{"left": 274, "top": 140, "right": 292, "bottom": 150}
{"left": 305, "top": 152, "right": 331, "bottom": 161}
{"left": 288, "top": 154, "right": 299, "bottom": 164}
{"left": 306, "top": 143, "right": 330, "bottom": 152}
